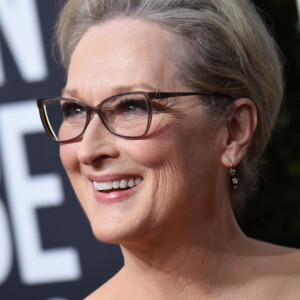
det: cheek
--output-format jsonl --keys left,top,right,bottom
{"left": 121, "top": 118, "right": 223, "bottom": 199}
{"left": 122, "top": 136, "right": 178, "bottom": 169}
{"left": 122, "top": 119, "right": 220, "bottom": 170}
{"left": 60, "top": 143, "right": 79, "bottom": 174}
{"left": 59, "top": 143, "right": 89, "bottom": 211}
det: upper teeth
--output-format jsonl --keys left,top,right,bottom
{"left": 93, "top": 177, "right": 143, "bottom": 191}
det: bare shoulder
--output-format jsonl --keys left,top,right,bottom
{"left": 245, "top": 238, "right": 300, "bottom": 297}
{"left": 83, "top": 283, "right": 112, "bottom": 300}
{"left": 84, "top": 269, "right": 124, "bottom": 300}
{"left": 249, "top": 238, "right": 300, "bottom": 269}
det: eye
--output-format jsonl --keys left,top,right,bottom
{"left": 118, "top": 99, "right": 148, "bottom": 114}
{"left": 101, "top": 95, "right": 149, "bottom": 121}
{"left": 62, "top": 102, "right": 86, "bottom": 119}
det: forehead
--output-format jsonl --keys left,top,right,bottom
{"left": 66, "top": 18, "right": 180, "bottom": 100}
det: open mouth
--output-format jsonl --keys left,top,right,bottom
{"left": 93, "top": 177, "right": 143, "bottom": 193}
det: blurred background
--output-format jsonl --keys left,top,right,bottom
{"left": 242, "top": 0, "right": 300, "bottom": 248}
{"left": 0, "top": 0, "right": 299, "bottom": 299}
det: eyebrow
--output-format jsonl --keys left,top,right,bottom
{"left": 61, "top": 88, "right": 82, "bottom": 99}
{"left": 61, "top": 83, "right": 158, "bottom": 100}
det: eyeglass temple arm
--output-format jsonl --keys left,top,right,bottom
{"left": 149, "top": 92, "right": 232, "bottom": 100}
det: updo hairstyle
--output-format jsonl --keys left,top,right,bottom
{"left": 56, "top": 0, "right": 284, "bottom": 208}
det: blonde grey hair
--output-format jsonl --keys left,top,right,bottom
{"left": 56, "top": 0, "right": 284, "bottom": 209}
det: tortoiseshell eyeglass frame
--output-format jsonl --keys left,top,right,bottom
{"left": 37, "top": 91, "right": 233, "bottom": 143}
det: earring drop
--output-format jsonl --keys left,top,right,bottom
{"left": 229, "top": 164, "right": 239, "bottom": 189}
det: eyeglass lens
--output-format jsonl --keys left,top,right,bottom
{"left": 41, "top": 93, "right": 150, "bottom": 141}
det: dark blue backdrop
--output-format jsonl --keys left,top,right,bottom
{"left": 0, "top": 1, "right": 122, "bottom": 299}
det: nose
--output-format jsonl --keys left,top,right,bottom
{"left": 77, "top": 114, "right": 119, "bottom": 166}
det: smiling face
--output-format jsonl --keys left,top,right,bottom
{"left": 60, "top": 18, "right": 227, "bottom": 244}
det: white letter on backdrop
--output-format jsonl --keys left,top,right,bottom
{"left": 0, "top": 0, "right": 48, "bottom": 86}
{"left": 0, "top": 193, "right": 13, "bottom": 284}
{"left": 0, "top": 101, "right": 81, "bottom": 285}
{"left": 0, "top": 46, "right": 5, "bottom": 86}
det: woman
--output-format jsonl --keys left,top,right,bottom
{"left": 37, "top": 0, "right": 300, "bottom": 298}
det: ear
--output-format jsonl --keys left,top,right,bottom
{"left": 221, "top": 98, "right": 257, "bottom": 167}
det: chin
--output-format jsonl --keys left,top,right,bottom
{"left": 90, "top": 224, "right": 146, "bottom": 245}
{"left": 92, "top": 228, "right": 122, "bottom": 244}
{"left": 88, "top": 210, "right": 149, "bottom": 245}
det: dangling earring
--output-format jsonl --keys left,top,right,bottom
{"left": 229, "top": 164, "right": 239, "bottom": 190}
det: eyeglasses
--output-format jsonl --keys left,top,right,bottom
{"left": 37, "top": 91, "right": 230, "bottom": 143}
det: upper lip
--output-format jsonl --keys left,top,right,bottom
{"left": 88, "top": 174, "right": 143, "bottom": 183}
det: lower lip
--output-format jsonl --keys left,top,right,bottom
{"left": 93, "top": 182, "right": 142, "bottom": 204}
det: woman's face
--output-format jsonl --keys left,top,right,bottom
{"left": 60, "top": 18, "right": 226, "bottom": 244}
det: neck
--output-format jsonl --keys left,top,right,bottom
{"left": 118, "top": 195, "right": 248, "bottom": 300}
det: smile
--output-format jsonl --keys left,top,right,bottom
{"left": 93, "top": 177, "right": 143, "bottom": 193}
